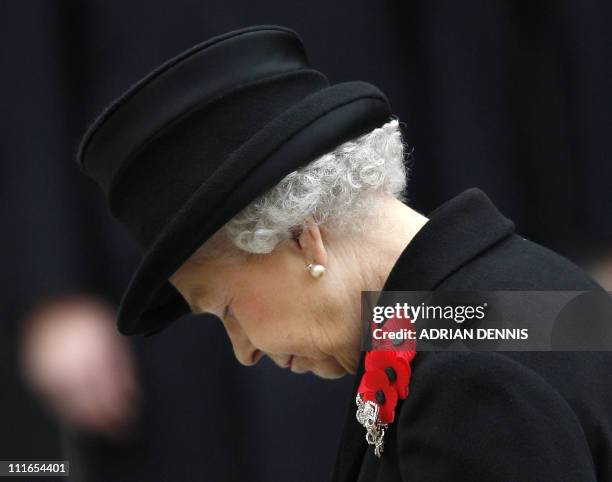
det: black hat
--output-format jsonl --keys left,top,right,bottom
{"left": 77, "top": 25, "right": 392, "bottom": 336}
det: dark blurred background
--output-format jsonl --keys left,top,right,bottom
{"left": 1, "top": 1, "right": 611, "bottom": 481}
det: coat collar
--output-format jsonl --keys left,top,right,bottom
{"left": 330, "top": 187, "right": 515, "bottom": 482}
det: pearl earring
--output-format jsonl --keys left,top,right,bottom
{"left": 307, "top": 263, "right": 326, "bottom": 278}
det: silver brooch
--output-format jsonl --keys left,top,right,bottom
{"left": 355, "top": 393, "right": 388, "bottom": 457}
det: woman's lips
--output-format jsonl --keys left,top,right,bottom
{"left": 285, "top": 355, "right": 294, "bottom": 369}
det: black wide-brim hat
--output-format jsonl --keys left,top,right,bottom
{"left": 77, "top": 25, "right": 392, "bottom": 336}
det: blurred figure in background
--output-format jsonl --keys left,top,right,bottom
{"left": 20, "top": 295, "right": 141, "bottom": 441}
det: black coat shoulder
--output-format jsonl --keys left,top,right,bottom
{"left": 443, "top": 232, "right": 602, "bottom": 290}
{"left": 389, "top": 234, "right": 612, "bottom": 481}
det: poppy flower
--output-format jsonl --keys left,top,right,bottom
{"left": 366, "top": 350, "right": 412, "bottom": 399}
{"left": 396, "top": 349, "right": 416, "bottom": 365}
{"left": 370, "top": 314, "right": 417, "bottom": 353}
{"left": 358, "top": 368, "right": 398, "bottom": 423}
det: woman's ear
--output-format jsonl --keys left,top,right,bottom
{"left": 294, "top": 218, "right": 328, "bottom": 267}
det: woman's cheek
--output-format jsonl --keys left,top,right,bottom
{"left": 233, "top": 297, "right": 268, "bottom": 342}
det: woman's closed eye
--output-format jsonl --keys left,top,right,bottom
{"left": 222, "top": 301, "right": 235, "bottom": 320}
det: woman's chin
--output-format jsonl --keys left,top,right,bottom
{"left": 317, "top": 370, "right": 348, "bottom": 380}
{"left": 294, "top": 359, "right": 348, "bottom": 379}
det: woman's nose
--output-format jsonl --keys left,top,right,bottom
{"left": 234, "top": 345, "right": 263, "bottom": 367}
{"left": 226, "top": 327, "right": 262, "bottom": 366}
{"left": 221, "top": 317, "right": 263, "bottom": 366}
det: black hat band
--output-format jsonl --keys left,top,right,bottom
{"left": 109, "top": 69, "right": 329, "bottom": 248}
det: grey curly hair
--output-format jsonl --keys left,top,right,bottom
{"left": 192, "top": 118, "right": 411, "bottom": 262}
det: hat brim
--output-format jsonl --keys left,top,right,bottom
{"left": 117, "top": 81, "right": 392, "bottom": 336}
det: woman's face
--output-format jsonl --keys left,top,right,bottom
{"left": 169, "top": 223, "right": 363, "bottom": 379}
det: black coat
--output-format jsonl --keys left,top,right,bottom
{"left": 331, "top": 188, "right": 612, "bottom": 482}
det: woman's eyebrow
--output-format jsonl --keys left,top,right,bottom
{"left": 187, "top": 285, "right": 212, "bottom": 314}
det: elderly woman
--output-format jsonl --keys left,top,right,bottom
{"left": 78, "top": 26, "right": 612, "bottom": 482}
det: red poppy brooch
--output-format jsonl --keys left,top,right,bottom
{"left": 356, "top": 316, "right": 416, "bottom": 457}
